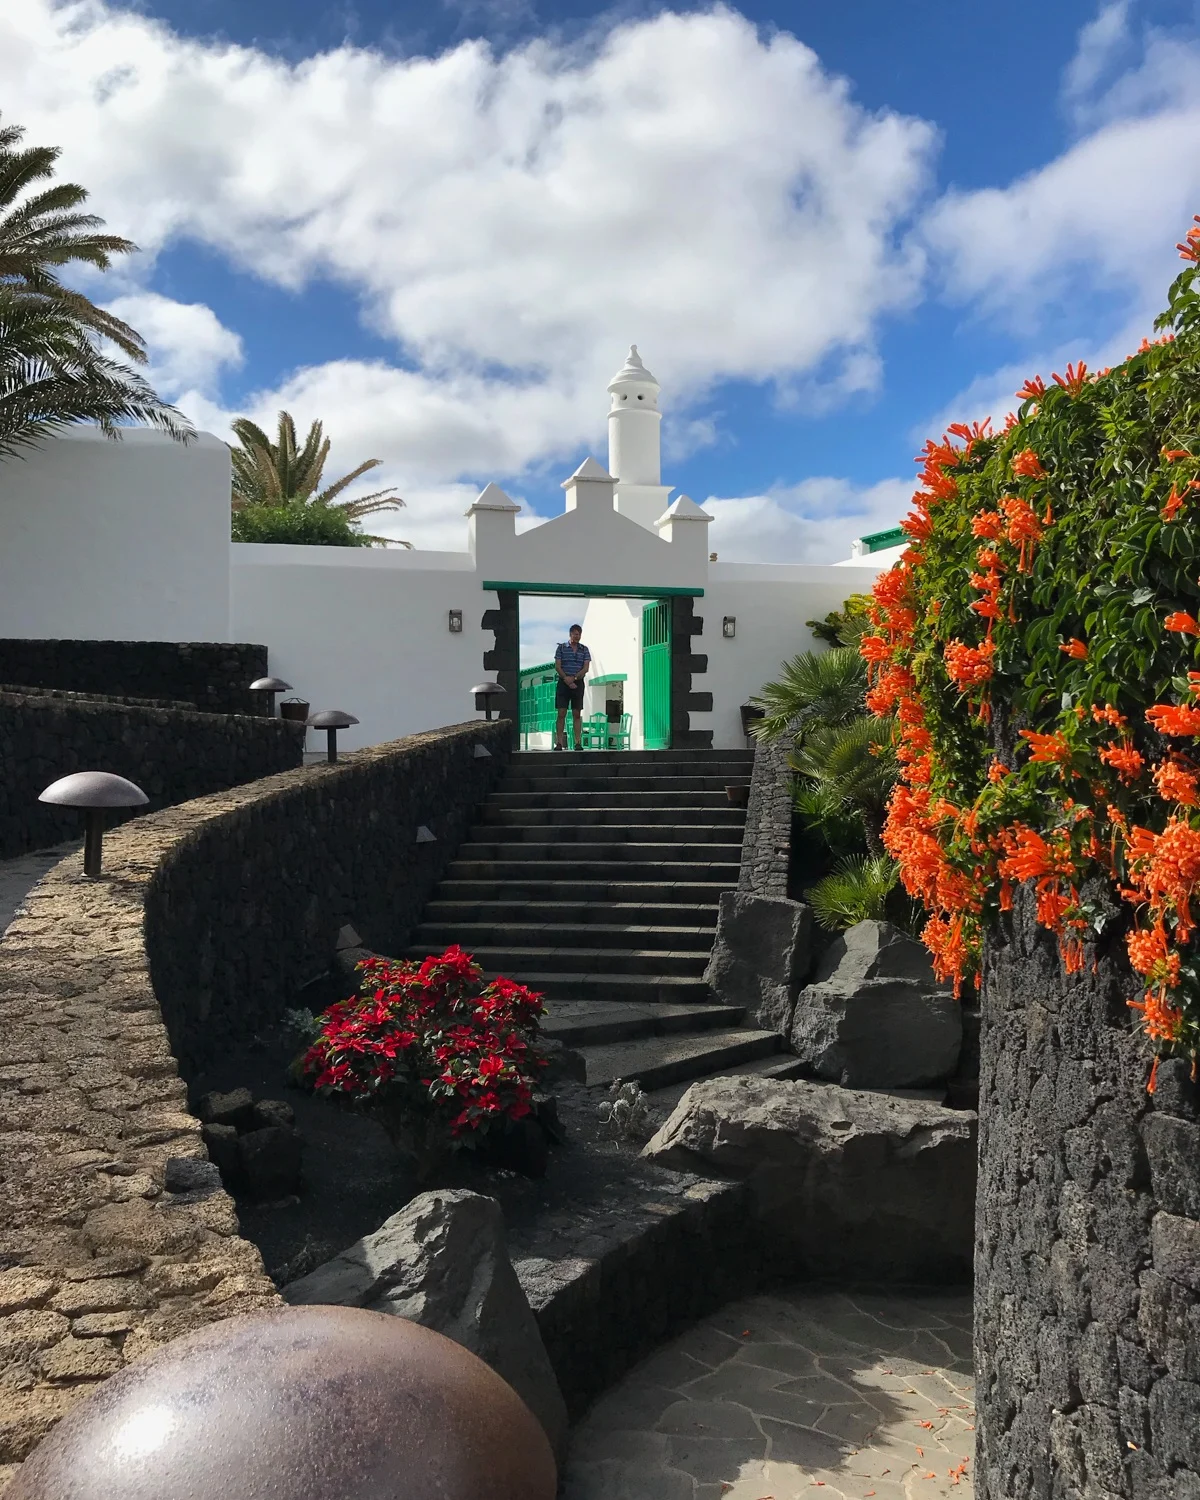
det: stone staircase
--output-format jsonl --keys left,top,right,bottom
{"left": 404, "top": 748, "right": 807, "bottom": 1099}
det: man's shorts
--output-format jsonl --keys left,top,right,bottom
{"left": 556, "top": 679, "right": 585, "bottom": 711}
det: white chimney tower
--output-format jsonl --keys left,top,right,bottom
{"left": 607, "top": 346, "right": 673, "bottom": 532}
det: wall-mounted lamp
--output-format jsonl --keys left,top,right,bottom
{"left": 722, "top": 616, "right": 736, "bottom": 639}
{"left": 709, "top": 552, "right": 718, "bottom": 562}
{"left": 448, "top": 609, "right": 463, "bottom": 634}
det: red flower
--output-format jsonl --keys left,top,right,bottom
{"left": 1165, "top": 612, "right": 1200, "bottom": 637}
{"left": 1148, "top": 703, "right": 1200, "bottom": 736}
{"left": 1060, "top": 639, "right": 1087, "bottom": 660}
{"left": 1051, "top": 362, "right": 1089, "bottom": 397}
{"left": 1011, "top": 449, "right": 1047, "bottom": 479}
{"left": 1016, "top": 375, "right": 1046, "bottom": 401}
{"left": 1098, "top": 743, "right": 1145, "bottom": 784}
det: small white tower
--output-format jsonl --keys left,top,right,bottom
{"left": 607, "top": 346, "right": 673, "bottom": 532}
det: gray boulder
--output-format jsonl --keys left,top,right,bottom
{"left": 790, "top": 920, "right": 961, "bottom": 1087}
{"left": 284, "top": 1188, "right": 568, "bottom": 1460}
{"left": 643, "top": 1074, "right": 975, "bottom": 1282}
{"left": 704, "top": 892, "right": 813, "bottom": 1034}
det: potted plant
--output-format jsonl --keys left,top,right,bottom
{"left": 293, "top": 946, "right": 550, "bottom": 1182}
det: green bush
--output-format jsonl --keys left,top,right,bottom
{"left": 231, "top": 502, "right": 381, "bottom": 547}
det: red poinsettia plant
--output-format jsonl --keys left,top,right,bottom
{"left": 295, "top": 945, "right": 548, "bottom": 1173}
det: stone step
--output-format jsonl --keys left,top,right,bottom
{"left": 580, "top": 1027, "right": 781, "bottom": 1090}
{"left": 410, "top": 945, "right": 708, "bottom": 978}
{"left": 421, "top": 899, "right": 721, "bottom": 927}
{"left": 412, "top": 921, "right": 717, "bottom": 953}
{"left": 484, "top": 971, "right": 712, "bottom": 1004}
{"left": 511, "top": 750, "right": 753, "bottom": 765}
{"left": 480, "top": 804, "right": 747, "bottom": 828}
{"left": 443, "top": 858, "right": 740, "bottom": 883}
{"left": 502, "top": 774, "right": 751, "bottom": 794}
{"left": 433, "top": 879, "right": 730, "bottom": 905}
{"left": 464, "top": 823, "right": 743, "bottom": 846}
{"left": 450, "top": 842, "right": 735, "bottom": 864}
{"left": 488, "top": 790, "right": 736, "bottom": 810}
{"left": 644, "top": 1052, "right": 810, "bottom": 1114}
{"left": 541, "top": 999, "right": 745, "bottom": 1047}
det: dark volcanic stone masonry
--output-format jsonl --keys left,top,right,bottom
{"left": 0, "top": 641, "right": 270, "bottom": 717}
{"left": 977, "top": 881, "right": 1200, "bottom": 1500}
{"left": 0, "top": 689, "right": 305, "bottom": 860}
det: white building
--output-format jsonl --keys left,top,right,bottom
{"left": 0, "top": 349, "right": 903, "bottom": 752}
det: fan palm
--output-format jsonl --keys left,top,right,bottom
{"left": 0, "top": 113, "right": 191, "bottom": 455}
{"left": 788, "top": 714, "right": 897, "bottom": 857}
{"left": 749, "top": 646, "right": 866, "bottom": 743}
{"left": 229, "top": 412, "right": 410, "bottom": 547}
{"left": 805, "top": 854, "right": 900, "bottom": 932}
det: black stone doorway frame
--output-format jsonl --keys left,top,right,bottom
{"left": 480, "top": 588, "right": 712, "bottom": 752}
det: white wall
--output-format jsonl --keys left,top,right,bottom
{"left": 0, "top": 427, "right": 231, "bottom": 641}
{"left": 230, "top": 544, "right": 487, "bottom": 752}
{"left": 698, "top": 564, "right": 869, "bottom": 748}
{"left": 582, "top": 597, "right": 645, "bottom": 747}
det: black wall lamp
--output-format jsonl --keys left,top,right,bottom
{"left": 722, "top": 616, "right": 736, "bottom": 638}
{"left": 448, "top": 610, "right": 463, "bottom": 633}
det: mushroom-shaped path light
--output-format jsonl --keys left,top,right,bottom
{"left": 38, "top": 771, "right": 148, "bottom": 877}
{"left": 249, "top": 675, "right": 292, "bottom": 716}
{"left": 5, "top": 1305, "right": 557, "bottom": 1500}
{"left": 306, "top": 708, "right": 359, "bottom": 763}
{"left": 471, "top": 682, "right": 506, "bottom": 721}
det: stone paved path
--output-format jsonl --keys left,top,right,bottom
{"left": 561, "top": 1288, "right": 974, "bottom": 1500}
{"left": 0, "top": 840, "right": 81, "bottom": 937}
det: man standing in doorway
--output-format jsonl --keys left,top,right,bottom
{"left": 554, "top": 624, "right": 591, "bottom": 751}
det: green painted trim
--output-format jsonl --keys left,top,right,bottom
{"left": 859, "top": 525, "right": 906, "bottom": 553}
{"left": 483, "top": 580, "right": 704, "bottom": 598}
{"left": 590, "top": 673, "right": 627, "bottom": 685}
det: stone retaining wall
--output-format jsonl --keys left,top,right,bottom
{"left": 0, "top": 690, "right": 305, "bottom": 860}
{"left": 0, "top": 641, "right": 270, "bottom": 717}
{"left": 737, "top": 739, "right": 793, "bottom": 899}
{"left": 0, "top": 721, "right": 510, "bottom": 1489}
{"left": 0, "top": 685, "right": 199, "bottom": 712}
{"left": 976, "top": 881, "right": 1200, "bottom": 1499}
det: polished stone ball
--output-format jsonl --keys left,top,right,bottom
{"left": 8, "top": 1306, "right": 557, "bottom": 1500}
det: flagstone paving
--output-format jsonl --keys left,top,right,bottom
{"left": 560, "top": 1287, "right": 974, "bottom": 1500}
{"left": 0, "top": 839, "right": 81, "bottom": 936}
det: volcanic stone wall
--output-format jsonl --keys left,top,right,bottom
{"left": 0, "top": 689, "right": 305, "bottom": 859}
{"left": 976, "top": 881, "right": 1200, "bottom": 1499}
{"left": 0, "top": 641, "right": 270, "bottom": 717}
{"left": 0, "top": 721, "right": 509, "bottom": 1490}
{"left": 737, "top": 739, "right": 792, "bottom": 900}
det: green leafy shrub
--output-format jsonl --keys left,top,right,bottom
{"left": 231, "top": 501, "right": 382, "bottom": 546}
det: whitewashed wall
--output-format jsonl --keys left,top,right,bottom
{"left": 230, "top": 544, "right": 488, "bottom": 752}
{"left": 581, "top": 597, "right": 645, "bottom": 748}
{"left": 0, "top": 428, "right": 231, "bottom": 641}
{"left": 698, "top": 565, "right": 865, "bottom": 748}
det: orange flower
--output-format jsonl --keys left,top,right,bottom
{"left": 1003, "top": 411, "right": 1019, "bottom": 433}
{"left": 971, "top": 510, "right": 1004, "bottom": 540}
{"left": 1163, "top": 487, "right": 1187, "bottom": 522}
{"left": 1091, "top": 704, "right": 1127, "bottom": 729}
{"left": 1165, "top": 611, "right": 1200, "bottom": 636}
{"left": 998, "top": 824, "right": 1076, "bottom": 882}
{"left": 901, "top": 502, "right": 934, "bottom": 542}
{"left": 944, "top": 638, "right": 995, "bottom": 691}
{"left": 1011, "top": 449, "right": 1047, "bottom": 479}
{"left": 1128, "top": 920, "right": 1181, "bottom": 986}
{"left": 1153, "top": 760, "right": 1200, "bottom": 807}
{"left": 1163, "top": 449, "right": 1193, "bottom": 461}
{"left": 1051, "top": 362, "right": 1089, "bottom": 397}
{"left": 1098, "top": 743, "right": 1145, "bottom": 784}
{"left": 987, "top": 760, "right": 1010, "bottom": 783}
{"left": 1019, "top": 729, "right": 1071, "bottom": 766}
{"left": 1147, "top": 703, "right": 1200, "bottom": 736}
{"left": 1126, "top": 816, "right": 1200, "bottom": 939}
{"left": 1177, "top": 217, "right": 1200, "bottom": 262}
{"left": 1002, "top": 495, "right": 1045, "bottom": 571}
{"left": 1016, "top": 375, "right": 1046, "bottom": 401}
{"left": 1060, "top": 639, "right": 1087, "bottom": 660}
{"left": 946, "top": 419, "right": 992, "bottom": 455}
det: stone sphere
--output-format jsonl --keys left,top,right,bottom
{"left": 7, "top": 1306, "right": 557, "bottom": 1500}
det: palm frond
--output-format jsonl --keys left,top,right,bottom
{"left": 750, "top": 645, "right": 867, "bottom": 743}
{"left": 805, "top": 855, "right": 899, "bottom": 932}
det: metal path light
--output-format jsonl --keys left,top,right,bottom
{"left": 4, "top": 1305, "right": 557, "bottom": 1500}
{"left": 249, "top": 676, "right": 292, "bottom": 716}
{"left": 38, "top": 772, "right": 149, "bottom": 877}
{"left": 471, "top": 682, "right": 506, "bottom": 721}
{"left": 306, "top": 709, "right": 359, "bottom": 763}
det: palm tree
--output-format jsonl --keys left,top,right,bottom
{"left": 228, "top": 412, "right": 410, "bottom": 547}
{"left": 748, "top": 645, "right": 867, "bottom": 743}
{"left": 0, "top": 113, "right": 192, "bottom": 456}
{"left": 788, "top": 715, "right": 898, "bottom": 858}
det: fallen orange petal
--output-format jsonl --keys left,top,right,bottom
{"left": 919, "top": 1420, "right": 934, "bottom": 1428}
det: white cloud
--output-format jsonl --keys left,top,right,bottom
{"left": 704, "top": 476, "right": 913, "bottom": 565}
{"left": 0, "top": 0, "right": 937, "bottom": 493}
{"left": 103, "top": 291, "right": 244, "bottom": 397}
{"left": 1062, "top": 0, "right": 1133, "bottom": 125}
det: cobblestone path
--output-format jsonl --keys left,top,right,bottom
{"left": 561, "top": 1288, "right": 974, "bottom": 1500}
{"left": 0, "top": 840, "right": 81, "bottom": 936}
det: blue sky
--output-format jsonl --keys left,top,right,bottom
{"left": 4, "top": 0, "right": 1200, "bottom": 562}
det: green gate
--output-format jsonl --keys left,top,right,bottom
{"left": 640, "top": 600, "right": 671, "bottom": 750}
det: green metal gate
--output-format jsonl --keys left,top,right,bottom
{"left": 640, "top": 600, "right": 671, "bottom": 750}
